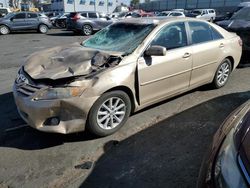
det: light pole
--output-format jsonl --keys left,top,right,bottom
{"left": 73, "top": 0, "right": 76, "bottom": 12}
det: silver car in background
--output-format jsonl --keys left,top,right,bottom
{"left": 66, "top": 11, "right": 113, "bottom": 35}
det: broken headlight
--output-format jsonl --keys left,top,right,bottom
{"left": 33, "top": 87, "right": 85, "bottom": 100}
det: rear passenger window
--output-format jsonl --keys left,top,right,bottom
{"left": 81, "top": 13, "right": 87, "bottom": 17}
{"left": 88, "top": 13, "right": 97, "bottom": 18}
{"left": 27, "top": 13, "right": 38, "bottom": 18}
{"left": 211, "top": 27, "right": 223, "bottom": 40}
{"left": 189, "top": 22, "right": 213, "bottom": 44}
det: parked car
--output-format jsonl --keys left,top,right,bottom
{"left": 197, "top": 100, "right": 250, "bottom": 188}
{"left": 236, "top": 1, "right": 250, "bottom": 12}
{"left": 66, "top": 11, "right": 112, "bottom": 35}
{"left": 171, "top": 9, "right": 185, "bottom": 13}
{"left": 116, "top": 11, "right": 142, "bottom": 19}
{"left": 214, "top": 12, "right": 233, "bottom": 22}
{"left": 216, "top": 7, "right": 250, "bottom": 53}
{"left": 0, "top": 12, "right": 52, "bottom": 35}
{"left": 157, "top": 11, "right": 185, "bottom": 18}
{"left": 188, "top": 9, "right": 216, "bottom": 22}
{"left": 0, "top": 7, "right": 11, "bottom": 17}
{"left": 51, "top": 13, "right": 69, "bottom": 28}
{"left": 13, "top": 18, "right": 242, "bottom": 136}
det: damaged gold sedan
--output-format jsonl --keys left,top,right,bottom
{"left": 13, "top": 18, "right": 242, "bottom": 136}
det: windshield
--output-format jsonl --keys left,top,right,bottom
{"left": 118, "top": 12, "right": 127, "bottom": 18}
{"left": 83, "top": 22, "right": 156, "bottom": 54}
{"left": 4, "top": 13, "right": 14, "bottom": 19}
{"left": 192, "top": 10, "right": 202, "bottom": 15}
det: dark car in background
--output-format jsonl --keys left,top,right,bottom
{"left": 197, "top": 100, "right": 250, "bottom": 188}
{"left": 0, "top": 12, "right": 52, "bottom": 35}
{"left": 51, "top": 13, "right": 69, "bottom": 28}
{"left": 216, "top": 7, "right": 250, "bottom": 64}
{"left": 66, "top": 11, "right": 113, "bottom": 35}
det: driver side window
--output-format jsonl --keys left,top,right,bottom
{"left": 150, "top": 22, "right": 188, "bottom": 50}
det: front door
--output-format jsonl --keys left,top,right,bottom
{"left": 10, "top": 13, "right": 27, "bottom": 30}
{"left": 138, "top": 22, "right": 192, "bottom": 105}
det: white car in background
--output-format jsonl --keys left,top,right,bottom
{"left": 157, "top": 11, "right": 185, "bottom": 18}
{"left": 0, "top": 7, "right": 11, "bottom": 17}
{"left": 191, "top": 9, "right": 216, "bottom": 22}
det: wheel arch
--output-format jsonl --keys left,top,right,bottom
{"left": 38, "top": 23, "right": 49, "bottom": 29}
{"left": 226, "top": 56, "right": 235, "bottom": 70}
{"left": 104, "top": 86, "right": 136, "bottom": 114}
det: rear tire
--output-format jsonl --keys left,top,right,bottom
{"left": 87, "top": 91, "right": 131, "bottom": 137}
{"left": 0, "top": 25, "right": 10, "bottom": 35}
{"left": 211, "top": 58, "right": 232, "bottom": 89}
{"left": 38, "top": 24, "right": 48, "bottom": 34}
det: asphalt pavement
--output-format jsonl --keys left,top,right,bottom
{"left": 0, "top": 29, "right": 250, "bottom": 188}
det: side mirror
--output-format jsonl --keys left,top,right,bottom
{"left": 10, "top": 17, "right": 14, "bottom": 21}
{"left": 144, "top": 45, "right": 166, "bottom": 56}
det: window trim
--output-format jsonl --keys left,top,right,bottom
{"left": 13, "top": 13, "right": 26, "bottom": 19}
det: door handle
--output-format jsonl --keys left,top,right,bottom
{"left": 183, "top": 52, "right": 191, "bottom": 58}
{"left": 219, "top": 43, "right": 224, "bottom": 48}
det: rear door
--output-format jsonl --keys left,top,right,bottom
{"left": 188, "top": 21, "right": 225, "bottom": 87}
{"left": 25, "top": 13, "right": 39, "bottom": 29}
{"left": 10, "top": 13, "right": 27, "bottom": 30}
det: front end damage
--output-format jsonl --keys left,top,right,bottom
{"left": 13, "top": 43, "right": 123, "bottom": 134}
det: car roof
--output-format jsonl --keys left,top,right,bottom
{"left": 13, "top": 12, "right": 38, "bottom": 14}
{"left": 238, "top": 2, "right": 250, "bottom": 7}
{"left": 117, "top": 17, "right": 203, "bottom": 25}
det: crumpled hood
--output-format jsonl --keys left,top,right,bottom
{"left": 24, "top": 43, "right": 116, "bottom": 80}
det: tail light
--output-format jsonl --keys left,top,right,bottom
{"left": 72, "top": 13, "right": 80, "bottom": 21}
{"left": 238, "top": 38, "right": 243, "bottom": 46}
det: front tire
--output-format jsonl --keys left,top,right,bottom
{"left": 82, "top": 24, "right": 93, "bottom": 36}
{"left": 0, "top": 25, "right": 10, "bottom": 35}
{"left": 38, "top": 24, "right": 48, "bottom": 34}
{"left": 87, "top": 91, "right": 131, "bottom": 137}
{"left": 212, "top": 58, "right": 232, "bottom": 89}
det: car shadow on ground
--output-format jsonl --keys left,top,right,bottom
{"left": 8, "top": 31, "right": 41, "bottom": 35}
{"left": 80, "top": 91, "right": 250, "bottom": 188}
{"left": 46, "top": 31, "right": 80, "bottom": 37}
{"left": 0, "top": 92, "right": 97, "bottom": 150}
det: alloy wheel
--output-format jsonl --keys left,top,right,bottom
{"left": 216, "top": 60, "right": 230, "bottom": 86}
{"left": 0, "top": 26, "right": 9, "bottom": 35}
{"left": 83, "top": 25, "right": 92, "bottom": 35}
{"left": 97, "top": 97, "right": 126, "bottom": 130}
{"left": 39, "top": 25, "right": 48, "bottom": 34}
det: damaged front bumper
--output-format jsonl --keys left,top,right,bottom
{"left": 13, "top": 82, "right": 98, "bottom": 134}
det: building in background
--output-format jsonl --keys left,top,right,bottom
{"left": 0, "top": 0, "right": 8, "bottom": 7}
{"left": 139, "top": 0, "right": 250, "bottom": 13}
{"left": 38, "top": 0, "right": 52, "bottom": 12}
{"left": 50, "top": 0, "right": 121, "bottom": 13}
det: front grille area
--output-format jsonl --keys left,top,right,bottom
{"left": 16, "top": 83, "right": 42, "bottom": 97}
